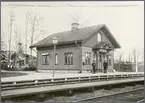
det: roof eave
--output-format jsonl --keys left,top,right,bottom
{"left": 30, "top": 40, "right": 83, "bottom": 48}
{"left": 103, "top": 25, "right": 121, "bottom": 49}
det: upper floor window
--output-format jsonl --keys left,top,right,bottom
{"left": 85, "top": 52, "right": 91, "bottom": 64}
{"left": 41, "top": 53, "right": 49, "bottom": 65}
{"left": 98, "top": 33, "right": 102, "bottom": 42}
{"left": 64, "top": 52, "right": 73, "bottom": 65}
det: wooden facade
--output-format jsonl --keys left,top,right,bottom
{"left": 31, "top": 24, "right": 120, "bottom": 72}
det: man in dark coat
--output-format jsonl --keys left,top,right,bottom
{"left": 92, "top": 60, "right": 96, "bottom": 73}
{"left": 103, "top": 60, "right": 108, "bottom": 73}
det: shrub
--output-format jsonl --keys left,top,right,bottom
{"left": 22, "top": 67, "right": 37, "bottom": 71}
{"left": 113, "top": 62, "right": 133, "bottom": 72}
{"left": 1, "top": 62, "right": 17, "bottom": 71}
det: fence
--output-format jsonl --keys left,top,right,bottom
{"left": 1, "top": 72, "right": 144, "bottom": 91}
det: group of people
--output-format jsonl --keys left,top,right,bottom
{"left": 91, "top": 60, "right": 108, "bottom": 74}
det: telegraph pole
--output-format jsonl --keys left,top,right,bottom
{"left": 135, "top": 49, "right": 138, "bottom": 72}
{"left": 8, "top": 12, "right": 14, "bottom": 64}
{"left": 25, "top": 13, "right": 29, "bottom": 64}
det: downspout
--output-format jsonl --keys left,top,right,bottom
{"left": 75, "top": 41, "right": 82, "bottom": 73}
{"left": 32, "top": 48, "right": 38, "bottom": 72}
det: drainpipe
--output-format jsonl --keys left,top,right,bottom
{"left": 75, "top": 41, "right": 82, "bottom": 73}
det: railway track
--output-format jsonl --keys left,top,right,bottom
{"left": 137, "top": 99, "right": 144, "bottom": 103}
{"left": 73, "top": 87, "right": 144, "bottom": 102}
{"left": 1, "top": 73, "right": 144, "bottom": 91}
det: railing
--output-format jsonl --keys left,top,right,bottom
{"left": 1, "top": 73, "right": 144, "bottom": 91}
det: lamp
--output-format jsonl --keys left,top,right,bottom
{"left": 52, "top": 37, "right": 58, "bottom": 45}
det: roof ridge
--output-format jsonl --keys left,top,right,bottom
{"left": 32, "top": 24, "right": 104, "bottom": 46}
{"left": 47, "top": 24, "right": 105, "bottom": 37}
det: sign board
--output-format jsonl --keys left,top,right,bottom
{"left": 41, "top": 53, "right": 49, "bottom": 56}
{"left": 99, "top": 49, "right": 106, "bottom": 53}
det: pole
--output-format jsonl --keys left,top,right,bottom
{"left": 53, "top": 44, "right": 56, "bottom": 77}
{"left": 135, "top": 50, "right": 138, "bottom": 72}
{"left": 25, "top": 13, "right": 28, "bottom": 64}
{"left": 8, "top": 16, "right": 13, "bottom": 64}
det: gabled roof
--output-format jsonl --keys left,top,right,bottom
{"left": 30, "top": 24, "right": 120, "bottom": 48}
{"left": 93, "top": 42, "right": 114, "bottom": 50}
{"left": 93, "top": 42, "right": 107, "bottom": 49}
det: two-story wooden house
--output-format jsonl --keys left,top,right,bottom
{"left": 30, "top": 23, "right": 121, "bottom": 72}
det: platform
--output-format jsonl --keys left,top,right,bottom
{"left": 1, "top": 71, "right": 144, "bottom": 82}
{"left": 1, "top": 77, "right": 144, "bottom": 99}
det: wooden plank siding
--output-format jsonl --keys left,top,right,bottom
{"left": 37, "top": 44, "right": 82, "bottom": 70}
{"left": 36, "top": 28, "right": 115, "bottom": 71}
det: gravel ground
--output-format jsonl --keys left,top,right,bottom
{"left": 40, "top": 85, "right": 144, "bottom": 102}
{"left": 91, "top": 89, "right": 144, "bottom": 103}
{"left": 2, "top": 84, "right": 144, "bottom": 103}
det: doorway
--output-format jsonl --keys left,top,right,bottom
{"left": 98, "top": 52, "right": 107, "bottom": 70}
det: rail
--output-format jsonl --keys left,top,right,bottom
{"left": 1, "top": 73, "right": 144, "bottom": 91}
{"left": 73, "top": 87, "right": 144, "bottom": 102}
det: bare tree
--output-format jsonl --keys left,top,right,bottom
{"left": 18, "top": 42, "right": 23, "bottom": 54}
{"left": 118, "top": 52, "right": 123, "bottom": 71}
{"left": 128, "top": 50, "right": 132, "bottom": 63}
{"left": 24, "top": 12, "right": 31, "bottom": 64}
{"left": 14, "top": 28, "right": 18, "bottom": 52}
{"left": 28, "top": 13, "right": 43, "bottom": 58}
{"left": 1, "top": 29, "right": 8, "bottom": 51}
{"left": 132, "top": 49, "right": 139, "bottom": 63}
{"left": 69, "top": 12, "right": 90, "bottom": 28}
{"left": 132, "top": 48, "right": 140, "bottom": 72}
{"left": 118, "top": 52, "right": 123, "bottom": 62}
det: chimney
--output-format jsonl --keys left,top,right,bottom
{"left": 71, "top": 22, "right": 79, "bottom": 31}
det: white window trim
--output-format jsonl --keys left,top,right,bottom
{"left": 55, "top": 53, "right": 58, "bottom": 65}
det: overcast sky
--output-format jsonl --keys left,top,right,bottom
{"left": 1, "top": 1, "right": 144, "bottom": 62}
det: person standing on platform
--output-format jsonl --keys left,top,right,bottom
{"left": 92, "top": 60, "right": 96, "bottom": 74}
{"left": 103, "top": 60, "right": 108, "bottom": 73}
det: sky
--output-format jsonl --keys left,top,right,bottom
{"left": 1, "top": 1, "right": 144, "bottom": 62}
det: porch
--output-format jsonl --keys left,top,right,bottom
{"left": 92, "top": 42, "right": 114, "bottom": 72}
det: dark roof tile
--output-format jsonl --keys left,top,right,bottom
{"left": 30, "top": 24, "right": 104, "bottom": 48}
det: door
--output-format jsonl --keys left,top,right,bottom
{"left": 98, "top": 53, "right": 102, "bottom": 69}
{"left": 98, "top": 53, "right": 107, "bottom": 70}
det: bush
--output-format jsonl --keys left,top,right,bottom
{"left": 22, "top": 67, "right": 37, "bottom": 71}
{"left": 1, "top": 62, "right": 8, "bottom": 70}
{"left": 113, "top": 62, "right": 133, "bottom": 72}
{"left": 1, "top": 62, "right": 17, "bottom": 71}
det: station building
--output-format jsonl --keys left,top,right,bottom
{"left": 30, "top": 23, "right": 121, "bottom": 72}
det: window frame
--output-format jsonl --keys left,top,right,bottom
{"left": 64, "top": 52, "right": 73, "bottom": 65}
{"left": 55, "top": 53, "right": 58, "bottom": 65}
{"left": 85, "top": 52, "right": 91, "bottom": 65}
{"left": 41, "top": 53, "right": 49, "bottom": 65}
{"left": 98, "top": 32, "right": 102, "bottom": 42}
{"left": 108, "top": 55, "right": 111, "bottom": 65}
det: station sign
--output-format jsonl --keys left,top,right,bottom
{"left": 41, "top": 53, "right": 49, "bottom": 56}
{"left": 99, "top": 49, "right": 106, "bottom": 53}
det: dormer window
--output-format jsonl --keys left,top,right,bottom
{"left": 98, "top": 32, "right": 102, "bottom": 42}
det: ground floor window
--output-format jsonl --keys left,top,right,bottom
{"left": 64, "top": 52, "right": 73, "bottom": 65}
{"left": 55, "top": 53, "right": 58, "bottom": 65}
{"left": 108, "top": 55, "right": 111, "bottom": 65}
{"left": 41, "top": 53, "right": 49, "bottom": 65}
{"left": 85, "top": 52, "right": 91, "bottom": 64}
